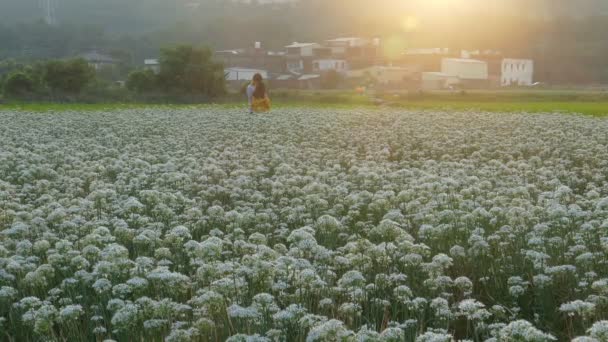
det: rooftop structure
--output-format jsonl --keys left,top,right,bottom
{"left": 79, "top": 51, "right": 118, "bottom": 70}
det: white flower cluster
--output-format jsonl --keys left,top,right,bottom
{"left": 0, "top": 107, "right": 607, "bottom": 341}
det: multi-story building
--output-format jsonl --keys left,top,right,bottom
{"left": 285, "top": 43, "right": 321, "bottom": 74}
{"left": 214, "top": 42, "right": 286, "bottom": 74}
{"left": 325, "top": 37, "right": 381, "bottom": 69}
{"left": 501, "top": 59, "right": 534, "bottom": 86}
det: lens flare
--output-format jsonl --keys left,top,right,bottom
{"left": 383, "top": 35, "right": 407, "bottom": 61}
{"left": 402, "top": 16, "right": 419, "bottom": 32}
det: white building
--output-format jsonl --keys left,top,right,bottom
{"left": 144, "top": 59, "right": 160, "bottom": 74}
{"left": 286, "top": 60, "right": 305, "bottom": 73}
{"left": 224, "top": 67, "right": 268, "bottom": 81}
{"left": 441, "top": 58, "right": 488, "bottom": 80}
{"left": 285, "top": 43, "right": 321, "bottom": 57}
{"left": 421, "top": 72, "right": 460, "bottom": 90}
{"left": 80, "top": 51, "right": 117, "bottom": 70}
{"left": 313, "top": 59, "right": 349, "bottom": 73}
{"left": 325, "top": 37, "right": 369, "bottom": 55}
{"left": 501, "top": 58, "right": 534, "bottom": 86}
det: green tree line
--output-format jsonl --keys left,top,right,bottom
{"left": 0, "top": 46, "right": 225, "bottom": 103}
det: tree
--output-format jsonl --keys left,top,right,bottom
{"left": 3, "top": 71, "right": 35, "bottom": 97}
{"left": 157, "top": 45, "right": 225, "bottom": 98}
{"left": 43, "top": 58, "right": 95, "bottom": 95}
{"left": 126, "top": 69, "right": 158, "bottom": 93}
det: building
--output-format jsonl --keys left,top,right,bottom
{"left": 421, "top": 72, "right": 460, "bottom": 90}
{"left": 400, "top": 48, "right": 454, "bottom": 72}
{"left": 441, "top": 58, "right": 488, "bottom": 88}
{"left": 324, "top": 37, "right": 381, "bottom": 69}
{"left": 312, "top": 59, "right": 349, "bottom": 74}
{"left": 223, "top": 67, "right": 269, "bottom": 91}
{"left": 285, "top": 43, "right": 322, "bottom": 74}
{"left": 501, "top": 59, "right": 534, "bottom": 86}
{"left": 297, "top": 74, "right": 321, "bottom": 89}
{"left": 224, "top": 67, "right": 268, "bottom": 81}
{"left": 215, "top": 43, "right": 286, "bottom": 74}
{"left": 144, "top": 59, "right": 160, "bottom": 74}
{"left": 325, "top": 37, "right": 369, "bottom": 55}
{"left": 286, "top": 43, "right": 321, "bottom": 57}
{"left": 270, "top": 74, "right": 297, "bottom": 88}
{"left": 80, "top": 51, "right": 117, "bottom": 70}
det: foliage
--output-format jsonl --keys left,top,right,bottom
{"left": 3, "top": 72, "right": 35, "bottom": 97}
{"left": 43, "top": 58, "right": 95, "bottom": 95}
{"left": 0, "top": 107, "right": 607, "bottom": 341}
{"left": 126, "top": 69, "right": 158, "bottom": 94}
{"left": 1, "top": 44, "right": 224, "bottom": 102}
{"left": 157, "top": 45, "right": 225, "bottom": 97}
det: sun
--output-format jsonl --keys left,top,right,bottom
{"left": 402, "top": 16, "right": 420, "bottom": 32}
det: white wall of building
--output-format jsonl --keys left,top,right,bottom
{"left": 144, "top": 59, "right": 160, "bottom": 74}
{"left": 313, "top": 59, "right": 348, "bottom": 73}
{"left": 421, "top": 72, "right": 460, "bottom": 90}
{"left": 299, "top": 45, "right": 316, "bottom": 57}
{"left": 287, "top": 60, "right": 304, "bottom": 73}
{"left": 441, "top": 58, "right": 488, "bottom": 80}
{"left": 325, "top": 38, "right": 369, "bottom": 55}
{"left": 286, "top": 43, "right": 320, "bottom": 57}
{"left": 225, "top": 68, "right": 268, "bottom": 81}
{"left": 501, "top": 59, "right": 534, "bottom": 86}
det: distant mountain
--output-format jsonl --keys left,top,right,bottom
{"left": 2, "top": 0, "right": 608, "bottom": 33}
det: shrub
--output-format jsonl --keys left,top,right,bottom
{"left": 3, "top": 72, "right": 35, "bottom": 97}
{"left": 43, "top": 58, "right": 95, "bottom": 95}
{"left": 126, "top": 69, "right": 158, "bottom": 94}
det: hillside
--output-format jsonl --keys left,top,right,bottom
{"left": 2, "top": 0, "right": 608, "bottom": 34}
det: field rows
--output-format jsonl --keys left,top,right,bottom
{"left": 0, "top": 108, "right": 607, "bottom": 341}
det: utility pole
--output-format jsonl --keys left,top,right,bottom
{"left": 40, "top": 0, "right": 58, "bottom": 26}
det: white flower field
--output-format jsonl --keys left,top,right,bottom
{"left": 1, "top": 107, "right": 607, "bottom": 342}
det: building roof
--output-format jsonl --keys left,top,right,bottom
{"left": 225, "top": 67, "right": 268, "bottom": 73}
{"left": 502, "top": 58, "right": 533, "bottom": 63}
{"left": 298, "top": 74, "right": 320, "bottom": 80}
{"left": 405, "top": 48, "right": 450, "bottom": 55}
{"left": 443, "top": 58, "right": 487, "bottom": 64}
{"left": 326, "top": 37, "right": 363, "bottom": 42}
{"left": 80, "top": 51, "right": 117, "bottom": 63}
{"left": 275, "top": 74, "right": 295, "bottom": 80}
{"left": 375, "top": 66, "right": 413, "bottom": 71}
{"left": 313, "top": 58, "right": 347, "bottom": 62}
{"left": 144, "top": 59, "right": 159, "bottom": 65}
{"left": 285, "top": 43, "right": 319, "bottom": 48}
{"left": 422, "top": 72, "right": 452, "bottom": 76}
{"left": 354, "top": 66, "right": 413, "bottom": 72}
{"left": 215, "top": 50, "right": 242, "bottom": 55}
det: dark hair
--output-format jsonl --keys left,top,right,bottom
{"left": 252, "top": 73, "right": 266, "bottom": 98}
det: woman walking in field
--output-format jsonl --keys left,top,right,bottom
{"left": 247, "top": 73, "right": 271, "bottom": 114}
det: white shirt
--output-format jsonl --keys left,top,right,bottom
{"left": 247, "top": 84, "right": 255, "bottom": 112}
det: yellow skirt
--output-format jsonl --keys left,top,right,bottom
{"left": 252, "top": 97, "right": 271, "bottom": 113}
